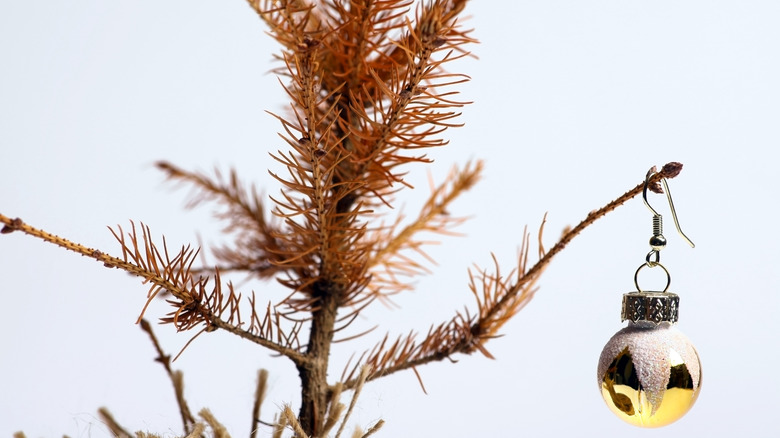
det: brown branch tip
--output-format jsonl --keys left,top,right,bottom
{"left": 649, "top": 161, "right": 684, "bottom": 194}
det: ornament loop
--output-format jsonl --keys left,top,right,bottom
{"left": 633, "top": 262, "right": 671, "bottom": 293}
{"left": 645, "top": 250, "right": 661, "bottom": 265}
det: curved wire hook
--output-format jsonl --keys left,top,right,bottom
{"left": 643, "top": 168, "right": 695, "bottom": 248}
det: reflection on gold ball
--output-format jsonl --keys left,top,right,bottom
{"left": 598, "top": 322, "right": 702, "bottom": 428}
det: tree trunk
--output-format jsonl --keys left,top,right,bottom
{"left": 297, "top": 282, "right": 340, "bottom": 436}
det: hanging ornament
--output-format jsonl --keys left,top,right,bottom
{"left": 597, "top": 167, "right": 702, "bottom": 428}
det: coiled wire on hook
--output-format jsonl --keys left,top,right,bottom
{"left": 636, "top": 167, "right": 695, "bottom": 290}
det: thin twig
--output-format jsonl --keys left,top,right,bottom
{"left": 335, "top": 365, "right": 371, "bottom": 438}
{"left": 361, "top": 420, "right": 385, "bottom": 438}
{"left": 97, "top": 407, "right": 133, "bottom": 438}
{"left": 185, "top": 423, "right": 207, "bottom": 438}
{"left": 199, "top": 408, "right": 231, "bottom": 438}
{"left": 321, "top": 382, "right": 345, "bottom": 435}
{"left": 273, "top": 410, "right": 288, "bottom": 438}
{"left": 283, "top": 405, "right": 310, "bottom": 438}
{"left": 140, "top": 319, "right": 197, "bottom": 432}
{"left": 250, "top": 369, "right": 269, "bottom": 438}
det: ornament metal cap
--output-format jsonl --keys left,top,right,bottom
{"left": 621, "top": 291, "right": 679, "bottom": 324}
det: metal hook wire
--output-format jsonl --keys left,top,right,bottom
{"left": 643, "top": 168, "right": 695, "bottom": 248}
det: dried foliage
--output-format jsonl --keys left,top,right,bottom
{"left": 97, "top": 408, "right": 133, "bottom": 438}
{"left": 0, "top": 0, "right": 689, "bottom": 435}
{"left": 279, "top": 365, "right": 382, "bottom": 438}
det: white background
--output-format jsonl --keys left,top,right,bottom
{"left": 1, "top": 1, "right": 778, "bottom": 437}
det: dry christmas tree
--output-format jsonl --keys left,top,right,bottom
{"left": 0, "top": 1, "right": 686, "bottom": 436}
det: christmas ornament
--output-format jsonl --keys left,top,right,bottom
{"left": 597, "top": 168, "right": 702, "bottom": 428}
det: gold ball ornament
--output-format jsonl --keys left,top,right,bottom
{"left": 597, "top": 291, "right": 702, "bottom": 427}
{"left": 597, "top": 165, "right": 702, "bottom": 427}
